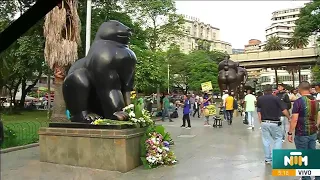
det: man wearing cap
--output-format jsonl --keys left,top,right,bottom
{"left": 276, "top": 83, "right": 291, "bottom": 142}
{"left": 257, "top": 85, "right": 290, "bottom": 164}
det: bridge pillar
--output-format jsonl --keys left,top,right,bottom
{"left": 298, "top": 66, "right": 302, "bottom": 83}
{"left": 274, "top": 68, "right": 278, "bottom": 87}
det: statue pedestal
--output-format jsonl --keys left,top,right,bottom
{"left": 39, "top": 124, "right": 145, "bottom": 172}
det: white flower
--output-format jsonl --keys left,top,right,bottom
{"left": 162, "top": 147, "right": 169, "bottom": 151}
{"left": 129, "top": 111, "right": 135, "bottom": 117}
{"left": 128, "top": 104, "right": 134, "bottom": 109}
{"left": 172, "top": 160, "right": 177, "bottom": 163}
{"left": 151, "top": 138, "right": 156, "bottom": 143}
{"left": 157, "top": 148, "right": 163, "bottom": 153}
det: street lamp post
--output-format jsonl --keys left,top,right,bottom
{"left": 85, "top": 0, "right": 92, "bottom": 56}
{"left": 167, "top": 64, "right": 170, "bottom": 94}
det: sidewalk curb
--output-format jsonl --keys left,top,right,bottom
{"left": 1, "top": 143, "right": 39, "bottom": 154}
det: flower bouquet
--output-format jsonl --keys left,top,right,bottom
{"left": 91, "top": 97, "right": 154, "bottom": 128}
{"left": 140, "top": 125, "right": 177, "bottom": 169}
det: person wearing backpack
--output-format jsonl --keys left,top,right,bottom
{"left": 288, "top": 81, "right": 320, "bottom": 180}
{"left": 276, "top": 83, "right": 291, "bottom": 142}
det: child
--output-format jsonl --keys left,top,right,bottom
{"left": 203, "top": 106, "right": 210, "bottom": 126}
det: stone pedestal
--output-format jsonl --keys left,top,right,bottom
{"left": 39, "top": 127, "right": 145, "bottom": 172}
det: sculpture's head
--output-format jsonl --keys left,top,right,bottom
{"left": 95, "top": 20, "right": 132, "bottom": 44}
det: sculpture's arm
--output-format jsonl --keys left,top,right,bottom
{"left": 244, "top": 70, "right": 248, "bottom": 83}
{"left": 119, "top": 60, "right": 136, "bottom": 106}
{"left": 121, "top": 72, "right": 135, "bottom": 106}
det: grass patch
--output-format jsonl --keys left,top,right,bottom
{"left": 1, "top": 110, "right": 48, "bottom": 149}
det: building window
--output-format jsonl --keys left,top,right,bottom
{"left": 212, "top": 32, "right": 216, "bottom": 39}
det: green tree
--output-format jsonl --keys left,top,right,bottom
{"left": 286, "top": 34, "right": 309, "bottom": 49}
{"left": 44, "top": 0, "right": 81, "bottom": 121}
{"left": 264, "top": 36, "right": 283, "bottom": 51}
{"left": 187, "top": 50, "right": 219, "bottom": 92}
{"left": 312, "top": 65, "right": 320, "bottom": 83}
{"left": 294, "top": 0, "right": 320, "bottom": 39}
{"left": 207, "top": 50, "right": 228, "bottom": 64}
{"left": 124, "top": 0, "right": 186, "bottom": 51}
{"left": 166, "top": 44, "right": 189, "bottom": 91}
{"left": 132, "top": 45, "right": 166, "bottom": 93}
{"left": 0, "top": 1, "right": 45, "bottom": 108}
{"left": 195, "top": 39, "right": 211, "bottom": 51}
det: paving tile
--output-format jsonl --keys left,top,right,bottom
{"left": 1, "top": 111, "right": 316, "bottom": 180}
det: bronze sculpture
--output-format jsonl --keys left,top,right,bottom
{"left": 63, "top": 20, "right": 136, "bottom": 123}
{"left": 218, "top": 56, "right": 247, "bottom": 99}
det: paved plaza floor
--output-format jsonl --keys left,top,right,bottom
{"left": 2, "top": 112, "right": 317, "bottom": 180}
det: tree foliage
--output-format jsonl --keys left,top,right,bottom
{"left": 0, "top": 1, "right": 44, "bottom": 108}
{"left": 286, "top": 34, "right": 309, "bottom": 49}
{"left": 312, "top": 65, "right": 320, "bottom": 83}
{"left": 264, "top": 36, "right": 283, "bottom": 51}
{"left": 124, "top": 0, "right": 186, "bottom": 51}
{"left": 187, "top": 50, "right": 219, "bottom": 92}
{"left": 294, "top": 0, "right": 320, "bottom": 38}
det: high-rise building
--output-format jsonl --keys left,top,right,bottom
{"left": 165, "top": 15, "right": 232, "bottom": 54}
{"left": 265, "top": 7, "right": 317, "bottom": 48}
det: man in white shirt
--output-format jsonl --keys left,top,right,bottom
{"left": 244, "top": 89, "right": 257, "bottom": 130}
{"left": 315, "top": 83, "right": 320, "bottom": 100}
{"left": 221, "top": 90, "right": 229, "bottom": 121}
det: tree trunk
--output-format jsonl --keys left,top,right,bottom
{"left": 50, "top": 65, "right": 67, "bottom": 122}
{"left": 19, "top": 79, "right": 27, "bottom": 109}
{"left": 292, "top": 71, "right": 295, "bottom": 88}
{"left": 298, "top": 66, "right": 302, "bottom": 83}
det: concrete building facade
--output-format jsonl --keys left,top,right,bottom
{"left": 265, "top": 7, "right": 317, "bottom": 48}
{"left": 244, "top": 39, "right": 263, "bottom": 52}
{"left": 171, "top": 15, "right": 232, "bottom": 54}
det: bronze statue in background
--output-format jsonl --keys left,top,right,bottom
{"left": 218, "top": 55, "right": 247, "bottom": 99}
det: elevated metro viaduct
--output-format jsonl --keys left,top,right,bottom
{"left": 230, "top": 47, "right": 319, "bottom": 86}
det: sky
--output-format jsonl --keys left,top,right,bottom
{"left": 175, "top": 0, "right": 310, "bottom": 49}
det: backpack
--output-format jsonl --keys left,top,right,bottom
{"left": 233, "top": 99, "right": 238, "bottom": 110}
{"left": 280, "top": 93, "right": 291, "bottom": 109}
{"left": 203, "top": 108, "right": 210, "bottom": 116}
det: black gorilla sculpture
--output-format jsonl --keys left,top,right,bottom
{"left": 63, "top": 20, "right": 136, "bottom": 123}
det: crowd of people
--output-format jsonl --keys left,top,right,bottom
{"left": 159, "top": 82, "right": 320, "bottom": 179}
{"left": 159, "top": 92, "right": 218, "bottom": 129}
{"left": 253, "top": 82, "right": 319, "bottom": 180}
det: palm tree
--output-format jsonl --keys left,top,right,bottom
{"left": 263, "top": 36, "right": 283, "bottom": 51}
{"left": 43, "top": 0, "right": 81, "bottom": 121}
{"left": 286, "top": 35, "right": 309, "bottom": 49}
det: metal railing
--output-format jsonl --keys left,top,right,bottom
{"left": 2, "top": 121, "right": 48, "bottom": 149}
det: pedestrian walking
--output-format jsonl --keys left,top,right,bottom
{"left": 189, "top": 94, "right": 195, "bottom": 116}
{"left": 287, "top": 81, "right": 320, "bottom": 180}
{"left": 224, "top": 91, "right": 234, "bottom": 125}
{"left": 276, "top": 83, "right": 291, "bottom": 142}
{"left": 161, "top": 93, "right": 173, "bottom": 122}
{"left": 192, "top": 99, "right": 200, "bottom": 118}
{"left": 244, "top": 89, "right": 257, "bottom": 130}
{"left": 221, "top": 90, "right": 229, "bottom": 121}
{"left": 181, "top": 95, "right": 191, "bottom": 129}
{"left": 257, "top": 85, "right": 290, "bottom": 164}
